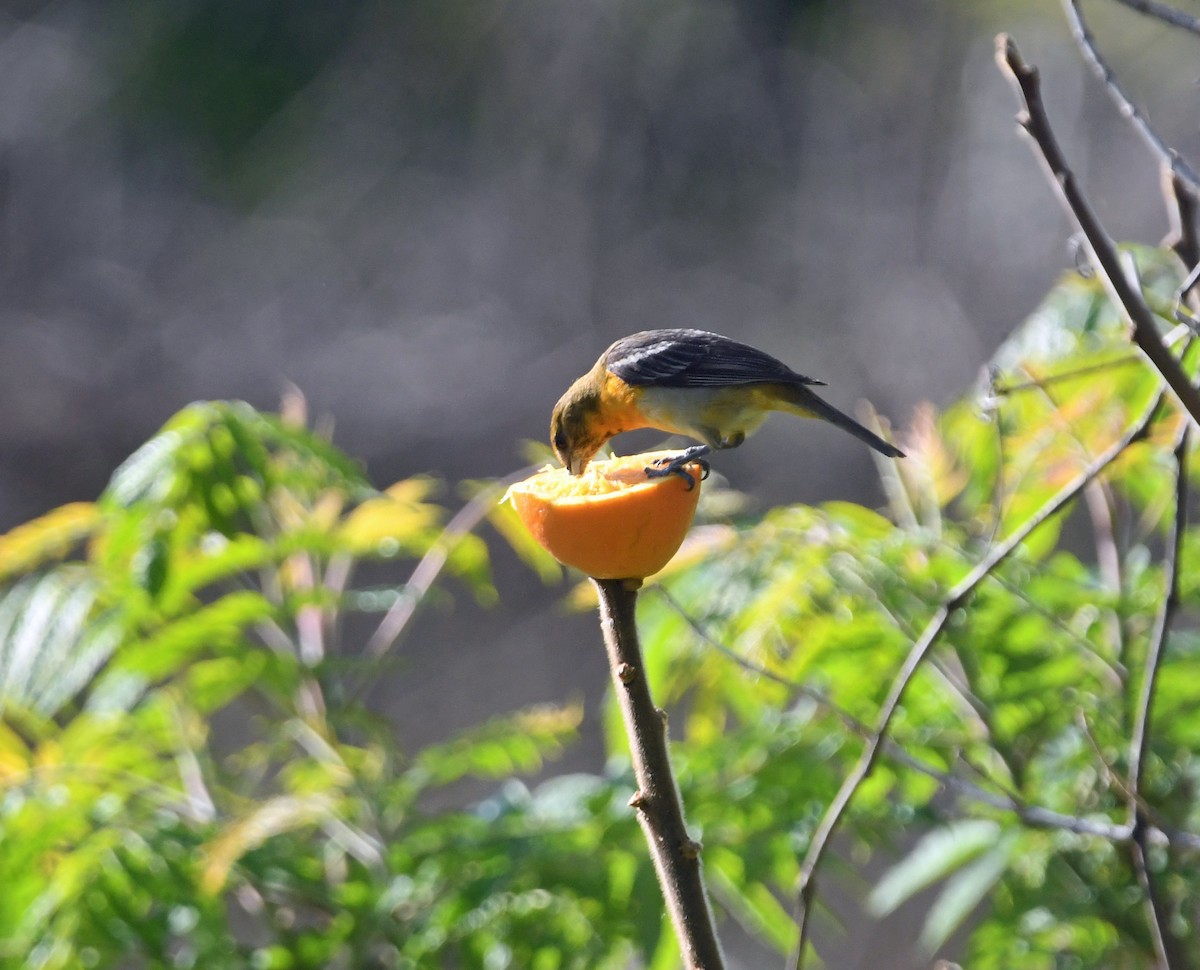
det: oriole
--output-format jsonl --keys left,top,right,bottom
{"left": 551, "top": 329, "right": 904, "bottom": 484}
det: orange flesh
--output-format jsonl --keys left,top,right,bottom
{"left": 505, "top": 451, "right": 702, "bottom": 579}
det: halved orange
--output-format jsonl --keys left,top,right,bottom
{"left": 505, "top": 451, "right": 703, "bottom": 580}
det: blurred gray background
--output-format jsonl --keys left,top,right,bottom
{"left": 2, "top": 0, "right": 1196, "bottom": 965}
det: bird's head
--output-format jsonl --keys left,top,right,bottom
{"left": 551, "top": 377, "right": 606, "bottom": 476}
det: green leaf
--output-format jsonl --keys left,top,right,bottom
{"left": 0, "top": 567, "right": 120, "bottom": 716}
{"left": 867, "top": 819, "right": 1003, "bottom": 918}
{"left": 106, "top": 421, "right": 199, "bottom": 507}
{"left": 488, "top": 501, "right": 563, "bottom": 585}
{"left": 181, "top": 653, "right": 267, "bottom": 713}
{"left": 0, "top": 503, "right": 99, "bottom": 583}
{"left": 919, "top": 831, "right": 1018, "bottom": 954}
{"left": 108, "top": 590, "right": 275, "bottom": 682}
{"left": 411, "top": 703, "right": 582, "bottom": 788}
{"left": 156, "top": 534, "right": 274, "bottom": 616}
{"left": 706, "top": 845, "right": 797, "bottom": 954}
{"left": 443, "top": 532, "right": 497, "bottom": 604}
{"left": 104, "top": 401, "right": 373, "bottom": 521}
{"left": 337, "top": 478, "right": 443, "bottom": 555}
{"left": 201, "top": 793, "right": 340, "bottom": 894}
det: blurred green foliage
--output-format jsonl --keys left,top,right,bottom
{"left": 3, "top": 248, "right": 1200, "bottom": 968}
{"left": 0, "top": 398, "right": 653, "bottom": 969}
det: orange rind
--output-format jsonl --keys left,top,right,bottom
{"left": 504, "top": 451, "right": 703, "bottom": 580}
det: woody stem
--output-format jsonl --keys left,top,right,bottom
{"left": 593, "top": 578, "right": 725, "bottom": 969}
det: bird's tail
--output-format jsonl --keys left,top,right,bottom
{"left": 781, "top": 383, "right": 905, "bottom": 458}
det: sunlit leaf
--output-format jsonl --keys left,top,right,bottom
{"left": 156, "top": 534, "right": 274, "bottom": 616}
{"left": 868, "top": 819, "right": 1003, "bottom": 918}
{"left": 0, "top": 567, "right": 120, "bottom": 716}
{"left": 411, "top": 702, "right": 583, "bottom": 787}
{"left": 200, "top": 793, "right": 339, "bottom": 894}
{"left": 443, "top": 532, "right": 497, "bottom": 603}
{"left": 180, "top": 654, "right": 267, "bottom": 713}
{"left": 919, "top": 832, "right": 1019, "bottom": 954}
{"left": 338, "top": 479, "right": 443, "bottom": 555}
{"left": 0, "top": 503, "right": 99, "bottom": 583}
{"left": 108, "top": 590, "right": 274, "bottom": 681}
{"left": 0, "top": 719, "right": 30, "bottom": 780}
{"left": 487, "top": 500, "right": 562, "bottom": 584}
{"left": 706, "top": 845, "right": 797, "bottom": 954}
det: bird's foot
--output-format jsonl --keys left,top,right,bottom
{"left": 644, "top": 447, "right": 711, "bottom": 491}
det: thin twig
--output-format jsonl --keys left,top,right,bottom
{"left": 1128, "top": 422, "right": 1191, "bottom": 970}
{"left": 790, "top": 379, "right": 1167, "bottom": 970}
{"left": 1165, "top": 170, "right": 1200, "bottom": 277}
{"left": 996, "top": 34, "right": 1200, "bottom": 428}
{"left": 291, "top": 554, "right": 326, "bottom": 666}
{"left": 1112, "top": 0, "right": 1200, "bottom": 36}
{"left": 989, "top": 395, "right": 1009, "bottom": 546}
{"left": 594, "top": 579, "right": 725, "bottom": 969}
{"left": 1085, "top": 479, "right": 1122, "bottom": 597}
{"left": 274, "top": 552, "right": 328, "bottom": 720}
{"left": 323, "top": 551, "right": 355, "bottom": 660}
{"left": 1018, "top": 370, "right": 1128, "bottom": 651}
{"left": 1128, "top": 425, "right": 1188, "bottom": 806}
{"left": 1062, "top": 0, "right": 1200, "bottom": 190}
{"left": 1130, "top": 829, "right": 1179, "bottom": 970}
{"left": 1076, "top": 708, "right": 1162, "bottom": 823}
{"left": 1129, "top": 172, "right": 1200, "bottom": 970}
{"left": 991, "top": 354, "right": 1143, "bottom": 396}
{"left": 360, "top": 488, "right": 503, "bottom": 660}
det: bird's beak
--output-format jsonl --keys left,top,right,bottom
{"left": 566, "top": 448, "right": 595, "bottom": 475}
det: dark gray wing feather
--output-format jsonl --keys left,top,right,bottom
{"left": 605, "top": 329, "right": 824, "bottom": 388}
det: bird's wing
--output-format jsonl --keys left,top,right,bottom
{"left": 605, "top": 329, "right": 824, "bottom": 388}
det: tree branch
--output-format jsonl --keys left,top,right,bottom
{"left": 1062, "top": 0, "right": 1200, "bottom": 190}
{"left": 594, "top": 578, "right": 725, "bottom": 969}
{"left": 992, "top": 355, "right": 1144, "bottom": 396}
{"left": 1130, "top": 827, "right": 1182, "bottom": 970}
{"left": 995, "top": 34, "right": 1200, "bottom": 428}
{"left": 1165, "top": 170, "right": 1200, "bottom": 276}
{"left": 1122, "top": 141, "right": 1200, "bottom": 970}
{"left": 1129, "top": 425, "right": 1188, "bottom": 818}
{"left": 1126, "top": 328, "right": 1193, "bottom": 970}
{"left": 790, "top": 378, "right": 1168, "bottom": 970}
{"left": 1111, "top": 0, "right": 1200, "bottom": 36}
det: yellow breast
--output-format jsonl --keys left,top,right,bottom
{"left": 618, "top": 382, "right": 780, "bottom": 446}
{"left": 600, "top": 370, "right": 652, "bottom": 435}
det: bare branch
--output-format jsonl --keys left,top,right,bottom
{"left": 1128, "top": 411, "right": 1192, "bottom": 970}
{"left": 1165, "top": 169, "right": 1200, "bottom": 280}
{"left": 1062, "top": 0, "right": 1200, "bottom": 190}
{"left": 991, "top": 355, "right": 1144, "bottom": 396}
{"left": 1124, "top": 170, "right": 1200, "bottom": 970}
{"left": 1129, "top": 425, "right": 1188, "bottom": 810}
{"left": 1112, "top": 0, "right": 1200, "bottom": 36}
{"left": 594, "top": 579, "right": 725, "bottom": 969}
{"left": 1130, "top": 830, "right": 1180, "bottom": 970}
{"left": 996, "top": 34, "right": 1200, "bottom": 428}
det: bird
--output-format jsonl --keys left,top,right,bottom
{"left": 550, "top": 328, "right": 903, "bottom": 485}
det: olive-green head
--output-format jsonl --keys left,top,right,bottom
{"left": 550, "top": 377, "right": 606, "bottom": 476}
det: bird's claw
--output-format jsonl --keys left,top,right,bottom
{"left": 644, "top": 454, "right": 711, "bottom": 491}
